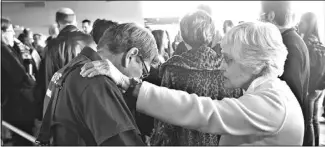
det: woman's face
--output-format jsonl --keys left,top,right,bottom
{"left": 220, "top": 46, "right": 254, "bottom": 89}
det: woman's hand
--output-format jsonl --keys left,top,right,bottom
{"left": 80, "top": 59, "right": 130, "bottom": 90}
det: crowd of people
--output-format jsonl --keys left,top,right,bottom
{"left": 1, "top": 1, "right": 325, "bottom": 146}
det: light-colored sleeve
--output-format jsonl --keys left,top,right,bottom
{"left": 136, "top": 81, "right": 287, "bottom": 136}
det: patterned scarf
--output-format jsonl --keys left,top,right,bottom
{"left": 149, "top": 45, "right": 242, "bottom": 146}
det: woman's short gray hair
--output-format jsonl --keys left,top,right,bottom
{"left": 221, "top": 21, "right": 288, "bottom": 77}
{"left": 180, "top": 10, "right": 215, "bottom": 48}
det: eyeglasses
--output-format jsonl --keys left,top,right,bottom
{"left": 138, "top": 55, "right": 149, "bottom": 79}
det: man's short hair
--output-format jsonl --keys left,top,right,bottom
{"left": 180, "top": 10, "right": 215, "bottom": 48}
{"left": 261, "top": 1, "right": 293, "bottom": 27}
{"left": 56, "top": 8, "right": 76, "bottom": 25}
{"left": 97, "top": 23, "right": 158, "bottom": 61}
{"left": 91, "top": 19, "right": 118, "bottom": 44}
{"left": 1, "top": 17, "right": 11, "bottom": 31}
{"left": 82, "top": 19, "right": 91, "bottom": 25}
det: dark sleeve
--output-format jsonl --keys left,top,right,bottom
{"left": 280, "top": 42, "right": 307, "bottom": 105}
{"left": 1, "top": 44, "right": 27, "bottom": 85}
{"left": 35, "top": 58, "right": 47, "bottom": 120}
{"left": 81, "top": 78, "right": 143, "bottom": 145}
{"left": 100, "top": 130, "right": 144, "bottom": 146}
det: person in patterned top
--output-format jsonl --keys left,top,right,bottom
{"left": 149, "top": 10, "right": 242, "bottom": 146}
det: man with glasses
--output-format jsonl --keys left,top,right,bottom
{"left": 37, "top": 23, "right": 158, "bottom": 145}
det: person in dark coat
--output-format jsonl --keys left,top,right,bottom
{"left": 38, "top": 23, "right": 159, "bottom": 145}
{"left": 1, "top": 17, "right": 37, "bottom": 146}
{"left": 260, "top": 1, "right": 311, "bottom": 145}
{"left": 36, "top": 8, "right": 95, "bottom": 118}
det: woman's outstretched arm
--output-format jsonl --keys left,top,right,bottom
{"left": 135, "top": 81, "right": 286, "bottom": 136}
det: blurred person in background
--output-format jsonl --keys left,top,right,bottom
{"left": 17, "top": 28, "right": 41, "bottom": 78}
{"left": 82, "top": 19, "right": 92, "bottom": 34}
{"left": 1, "top": 17, "right": 37, "bottom": 146}
{"left": 90, "top": 19, "right": 118, "bottom": 44}
{"left": 36, "top": 7, "right": 95, "bottom": 119}
{"left": 223, "top": 20, "right": 234, "bottom": 34}
{"left": 298, "top": 12, "right": 325, "bottom": 146}
{"left": 18, "top": 28, "right": 34, "bottom": 48}
{"left": 164, "top": 30, "right": 174, "bottom": 58}
{"left": 149, "top": 10, "right": 242, "bottom": 146}
{"left": 260, "top": 1, "right": 310, "bottom": 145}
{"left": 46, "top": 24, "right": 59, "bottom": 44}
{"left": 152, "top": 30, "right": 170, "bottom": 62}
{"left": 33, "top": 33, "right": 46, "bottom": 58}
{"left": 172, "top": 31, "right": 182, "bottom": 55}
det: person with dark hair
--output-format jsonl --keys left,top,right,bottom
{"left": 33, "top": 33, "right": 45, "bottom": 58}
{"left": 90, "top": 19, "right": 118, "bottom": 44}
{"left": 260, "top": 1, "right": 310, "bottom": 145}
{"left": 82, "top": 19, "right": 92, "bottom": 34}
{"left": 149, "top": 10, "right": 242, "bottom": 146}
{"left": 223, "top": 20, "right": 234, "bottom": 34}
{"left": 298, "top": 12, "right": 325, "bottom": 146}
{"left": 18, "top": 29, "right": 34, "bottom": 48}
{"left": 17, "top": 29, "right": 41, "bottom": 79}
{"left": 36, "top": 8, "right": 95, "bottom": 119}
{"left": 37, "top": 23, "right": 159, "bottom": 145}
{"left": 151, "top": 30, "right": 170, "bottom": 62}
{"left": 1, "top": 17, "right": 37, "bottom": 146}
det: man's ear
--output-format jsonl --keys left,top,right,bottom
{"left": 124, "top": 47, "right": 139, "bottom": 68}
{"left": 266, "top": 11, "right": 275, "bottom": 23}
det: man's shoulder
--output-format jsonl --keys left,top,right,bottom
{"left": 64, "top": 66, "right": 120, "bottom": 94}
{"left": 282, "top": 30, "right": 308, "bottom": 55}
{"left": 57, "top": 30, "right": 93, "bottom": 43}
{"left": 282, "top": 30, "right": 305, "bottom": 46}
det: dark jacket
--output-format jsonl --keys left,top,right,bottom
{"left": 1, "top": 41, "right": 37, "bottom": 122}
{"left": 37, "top": 47, "right": 144, "bottom": 146}
{"left": 150, "top": 45, "right": 242, "bottom": 146}
{"left": 280, "top": 28, "right": 310, "bottom": 146}
{"left": 35, "top": 25, "right": 94, "bottom": 119}
{"left": 280, "top": 28, "right": 310, "bottom": 106}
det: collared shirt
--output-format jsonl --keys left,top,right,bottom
{"left": 43, "top": 46, "right": 144, "bottom": 145}
{"left": 136, "top": 76, "right": 305, "bottom": 145}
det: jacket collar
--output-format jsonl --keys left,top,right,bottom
{"left": 244, "top": 75, "right": 276, "bottom": 94}
{"left": 58, "top": 25, "right": 79, "bottom": 37}
{"left": 80, "top": 46, "right": 102, "bottom": 61}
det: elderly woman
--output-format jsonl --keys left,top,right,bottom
{"left": 80, "top": 21, "right": 305, "bottom": 145}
